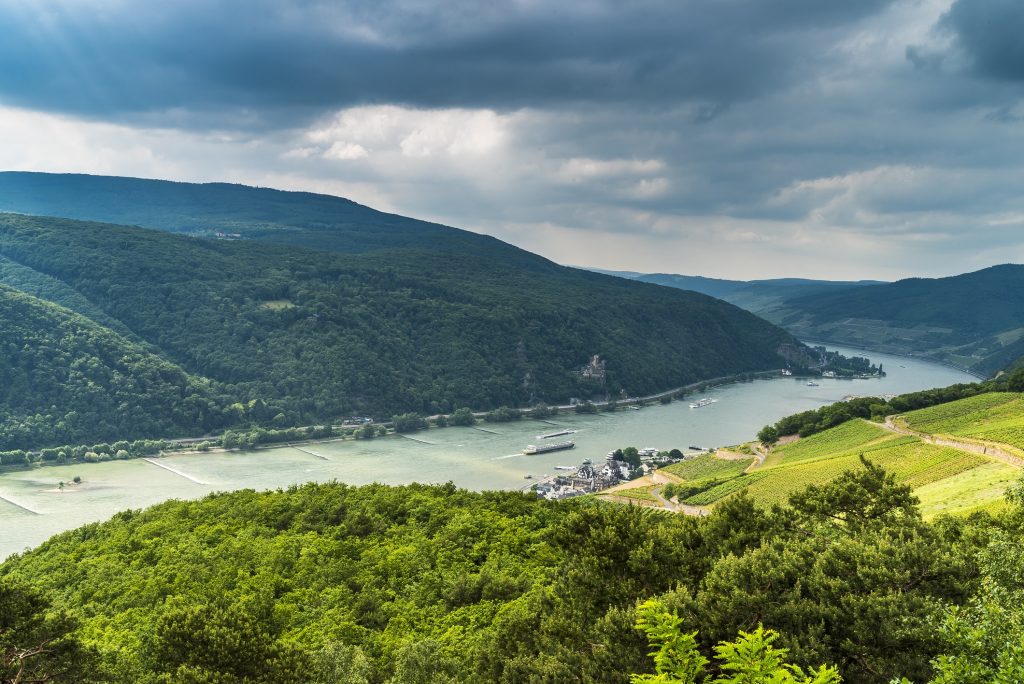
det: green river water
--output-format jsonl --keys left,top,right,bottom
{"left": 0, "top": 345, "right": 976, "bottom": 559}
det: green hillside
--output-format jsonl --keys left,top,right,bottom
{"left": 0, "top": 285, "right": 224, "bottom": 450}
{"left": 0, "top": 211, "right": 800, "bottom": 444}
{"left": 0, "top": 474, "right": 1010, "bottom": 683}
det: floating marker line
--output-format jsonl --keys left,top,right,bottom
{"left": 142, "top": 458, "right": 208, "bottom": 485}
{"left": 0, "top": 494, "right": 41, "bottom": 515}
{"left": 398, "top": 435, "right": 435, "bottom": 445}
{"left": 290, "top": 445, "right": 330, "bottom": 460}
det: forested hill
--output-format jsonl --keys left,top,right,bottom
{"left": 0, "top": 212, "right": 799, "bottom": 442}
{"left": 775, "top": 264, "right": 1024, "bottom": 375}
{"left": 0, "top": 285, "right": 224, "bottom": 449}
{"left": 0, "top": 171, "right": 535, "bottom": 260}
{"left": 2, "top": 475, "right": 1020, "bottom": 683}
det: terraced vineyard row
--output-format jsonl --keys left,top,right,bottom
{"left": 957, "top": 423, "right": 1024, "bottom": 452}
{"left": 901, "top": 453, "right": 988, "bottom": 488}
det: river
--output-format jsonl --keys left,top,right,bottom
{"left": 0, "top": 345, "right": 976, "bottom": 559}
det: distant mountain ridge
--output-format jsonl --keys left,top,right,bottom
{"left": 0, "top": 171, "right": 537, "bottom": 260}
{"left": 588, "top": 268, "right": 885, "bottom": 317}
{"left": 597, "top": 264, "right": 1024, "bottom": 376}
{"left": 777, "top": 264, "right": 1024, "bottom": 375}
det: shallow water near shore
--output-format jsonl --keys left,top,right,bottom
{"left": 0, "top": 344, "right": 976, "bottom": 559}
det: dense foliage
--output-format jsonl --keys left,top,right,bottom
{"left": 0, "top": 285, "right": 228, "bottom": 450}
{"left": 0, "top": 211, "right": 796, "bottom": 448}
{"left": 1, "top": 464, "right": 1019, "bottom": 683}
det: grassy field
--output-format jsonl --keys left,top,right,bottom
{"left": 657, "top": 392, "right": 1024, "bottom": 515}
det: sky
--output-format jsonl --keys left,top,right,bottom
{"left": 1, "top": 0, "right": 1023, "bottom": 281}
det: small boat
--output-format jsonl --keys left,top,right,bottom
{"left": 628, "top": 405, "right": 641, "bottom": 410}
{"left": 523, "top": 474, "right": 533, "bottom": 479}
{"left": 807, "top": 381, "right": 819, "bottom": 387}
{"left": 523, "top": 441, "right": 576, "bottom": 455}
{"left": 688, "top": 445, "right": 703, "bottom": 451}
{"left": 554, "top": 465, "right": 575, "bottom": 471}
{"left": 581, "top": 458, "right": 592, "bottom": 465}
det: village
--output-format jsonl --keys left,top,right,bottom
{"left": 529, "top": 445, "right": 697, "bottom": 500}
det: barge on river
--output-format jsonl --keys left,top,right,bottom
{"left": 523, "top": 441, "right": 576, "bottom": 455}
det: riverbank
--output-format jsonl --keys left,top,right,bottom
{"left": 802, "top": 338, "right": 988, "bottom": 380}
{"left": 0, "top": 366, "right": 792, "bottom": 476}
{"left": 0, "top": 348, "right": 978, "bottom": 560}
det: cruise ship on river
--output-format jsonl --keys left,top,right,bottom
{"left": 689, "top": 397, "right": 717, "bottom": 409}
{"left": 523, "top": 440, "right": 576, "bottom": 455}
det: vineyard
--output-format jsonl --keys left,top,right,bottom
{"left": 761, "top": 419, "right": 896, "bottom": 468}
{"left": 601, "top": 485, "right": 660, "bottom": 503}
{"left": 736, "top": 438, "right": 1007, "bottom": 511}
{"left": 901, "top": 392, "right": 1022, "bottom": 433}
{"left": 682, "top": 471, "right": 769, "bottom": 506}
{"left": 652, "top": 400, "right": 1023, "bottom": 514}
{"left": 913, "top": 462, "right": 1020, "bottom": 517}
{"left": 902, "top": 392, "right": 1024, "bottom": 452}
{"left": 661, "top": 454, "right": 754, "bottom": 481}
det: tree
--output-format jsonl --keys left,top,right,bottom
{"left": 0, "top": 579, "right": 96, "bottom": 683}
{"left": 757, "top": 425, "right": 779, "bottom": 446}
{"left": 449, "top": 408, "right": 476, "bottom": 426}
{"left": 788, "top": 456, "right": 919, "bottom": 534}
{"left": 922, "top": 481, "right": 1024, "bottom": 683}
{"left": 391, "top": 413, "right": 426, "bottom": 433}
{"left": 630, "top": 599, "right": 841, "bottom": 683}
{"left": 152, "top": 600, "right": 312, "bottom": 683}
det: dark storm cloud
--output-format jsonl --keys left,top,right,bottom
{"left": 0, "top": 0, "right": 894, "bottom": 127}
{"left": 940, "top": 0, "right": 1024, "bottom": 81}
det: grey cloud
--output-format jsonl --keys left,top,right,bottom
{"left": 0, "top": 0, "right": 895, "bottom": 128}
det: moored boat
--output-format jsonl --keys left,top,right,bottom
{"left": 523, "top": 441, "right": 576, "bottom": 455}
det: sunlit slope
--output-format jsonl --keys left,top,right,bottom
{"left": 666, "top": 400, "right": 1024, "bottom": 516}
